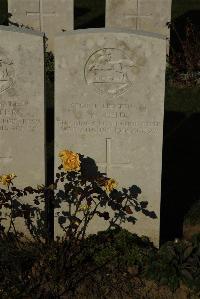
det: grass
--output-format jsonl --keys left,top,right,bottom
{"left": 165, "top": 82, "right": 200, "bottom": 113}
{"left": 184, "top": 200, "right": 200, "bottom": 225}
{"left": 1, "top": 229, "right": 200, "bottom": 298}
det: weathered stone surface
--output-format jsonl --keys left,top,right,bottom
{"left": 55, "top": 29, "right": 166, "bottom": 246}
{"left": 106, "top": 0, "right": 172, "bottom": 38}
{"left": 0, "top": 26, "right": 45, "bottom": 235}
{"left": 8, "top": 0, "right": 74, "bottom": 51}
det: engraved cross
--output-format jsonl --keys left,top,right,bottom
{"left": 97, "top": 138, "right": 132, "bottom": 177}
{"left": 26, "top": 0, "right": 56, "bottom": 32}
{"left": 124, "top": 0, "right": 152, "bottom": 30}
{"left": 0, "top": 156, "right": 12, "bottom": 162}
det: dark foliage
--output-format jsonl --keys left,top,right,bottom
{"left": 54, "top": 154, "right": 156, "bottom": 242}
{"left": 145, "top": 235, "right": 200, "bottom": 292}
{"left": 0, "top": 152, "right": 157, "bottom": 297}
{"left": 168, "top": 17, "right": 200, "bottom": 87}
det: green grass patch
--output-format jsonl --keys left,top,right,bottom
{"left": 165, "top": 83, "right": 200, "bottom": 113}
{"left": 172, "top": 0, "right": 200, "bottom": 19}
{"left": 184, "top": 201, "right": 200, "bottom": 225}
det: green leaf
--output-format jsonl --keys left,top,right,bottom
{"left": 124, "top": 206, "right": 133, "bottom": 214}
{"left": 58, "top": 216, "right": 66, "bottom": 225}
{"left": 127, "top": 216, "right": 137, "bottom": 224}
{"left": 140, "top": 201, "right": 148, "bottom": 209}
{"left": 181, "top": 269, "right": 193, "bottom": 281}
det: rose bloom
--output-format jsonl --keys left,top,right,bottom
{"left": 0, "top": 173, "right": 17, "bottom": 187}
{"left": 59, "top": 150, "right": 81, "bottom": 172}
{"left": 78, "top": 204, "right": 90, "bottom": 212}
{"left": 104, "top": 178, "right": 118, "bottom": 193}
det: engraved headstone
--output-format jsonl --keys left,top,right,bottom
{"left": 0, "top": 26, "right": 45, "bottom": 235}
{"left": 106, "top": 0, "right": 172, "bottom": 38}
{"left": 8, "top": 0, "right": 74, "bottom": 51}
{"left": 55, "top": 29, "right": 166, "bottom": 246}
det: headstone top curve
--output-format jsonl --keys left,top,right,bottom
{"left": 0, "top": 25, "right": 44, "bottom": 36}
{"left": 55, "top": 28, "right": 166, "bottom": 40}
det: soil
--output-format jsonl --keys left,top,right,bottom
{"left": 61, "top": 278, "right": 200, "bottom": 299}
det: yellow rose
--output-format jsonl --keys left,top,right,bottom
{"left": 37, "top": 184, "right": 45, "bottom": 190}
{"left": 74, "top": 221, "right": 80, "bottom": 226}
{"left": 104, "top": 178, "right": 118, "bottom": 193}
{"left": 59, "top": 150, "right": 81, "bottom": 172}
{"left": 0, "top": 173, "right": 17, "bottom": 187}
{"left": 78, "top": 204, "right": 90, "bottom": 212}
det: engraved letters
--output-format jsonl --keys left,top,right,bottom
{"left": 56, "top": 101, "right": 160, "bottom": 136}
{"left": 0, "top": 101, "right": 40, "bottom": 131}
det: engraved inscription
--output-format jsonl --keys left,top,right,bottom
{"left": 0, "top": 101, "right": 40, "bottom": 131}
{"left": 57, "top": 119, "right": 160, "bottom": 135}
{"left": 56, "top": 101, "right": 159, "bottom": 135}
{"left": 84, "top": 48, "right": 136, "bottom": 97}
{"left": 0, "top": 51, "right": 15, "bottom": 95}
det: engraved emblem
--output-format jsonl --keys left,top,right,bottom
{"left": 84, "top": 48, "right": 136, "bottom": 96}
{"left": 0, "top": 51, "right": 15, "bottom": 94}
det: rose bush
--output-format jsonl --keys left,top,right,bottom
{"left": 54, "top": 149, "right": 157, "bottom": 242}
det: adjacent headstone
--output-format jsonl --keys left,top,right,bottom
{"left": 0, "top": 26, "right": 45, "bottom": 235}
{"left": 55, "top": 29, "right": 166, "bottom": 246}
{"left": 106, "top": 0, "right": 172, "bottom": 38}
{"left": 8, "top": 0, "right": 74, "bottom": 51}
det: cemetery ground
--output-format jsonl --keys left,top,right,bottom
{"left": 1, "top": 158, "right": 200, "bottom": 299}
{"left": 1, "top": 1, "right": 200, "bottom": 298}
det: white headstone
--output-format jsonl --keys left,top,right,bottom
{"left": 0, "top": 26, "right": 45, "bottom": 235}
{"left": 8, "top": 0, "right": 74, "bottom": 51}
{"left": 106, "top": 0, "right": 172, "bottom": 38}
{"left": 55, "top": 29, "right": 166, "bottom": 246}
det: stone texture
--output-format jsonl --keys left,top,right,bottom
{"left": 0, "top": 26, "right": 45, "bottom": 234}
{"left": 106, "top": 0, "right": 172, "bottom": 38}
{"left": 8, "top": 0, "right": 74, "bottom": 51}
{"left": 55, "top": 29, "right": 166, "bottom": 247}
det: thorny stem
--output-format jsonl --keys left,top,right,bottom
{"left": 6, "top": 185, "right": 22, "bottom": 247}
{"left": 107, "top": 196, "right": 129, "bottom": 230}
